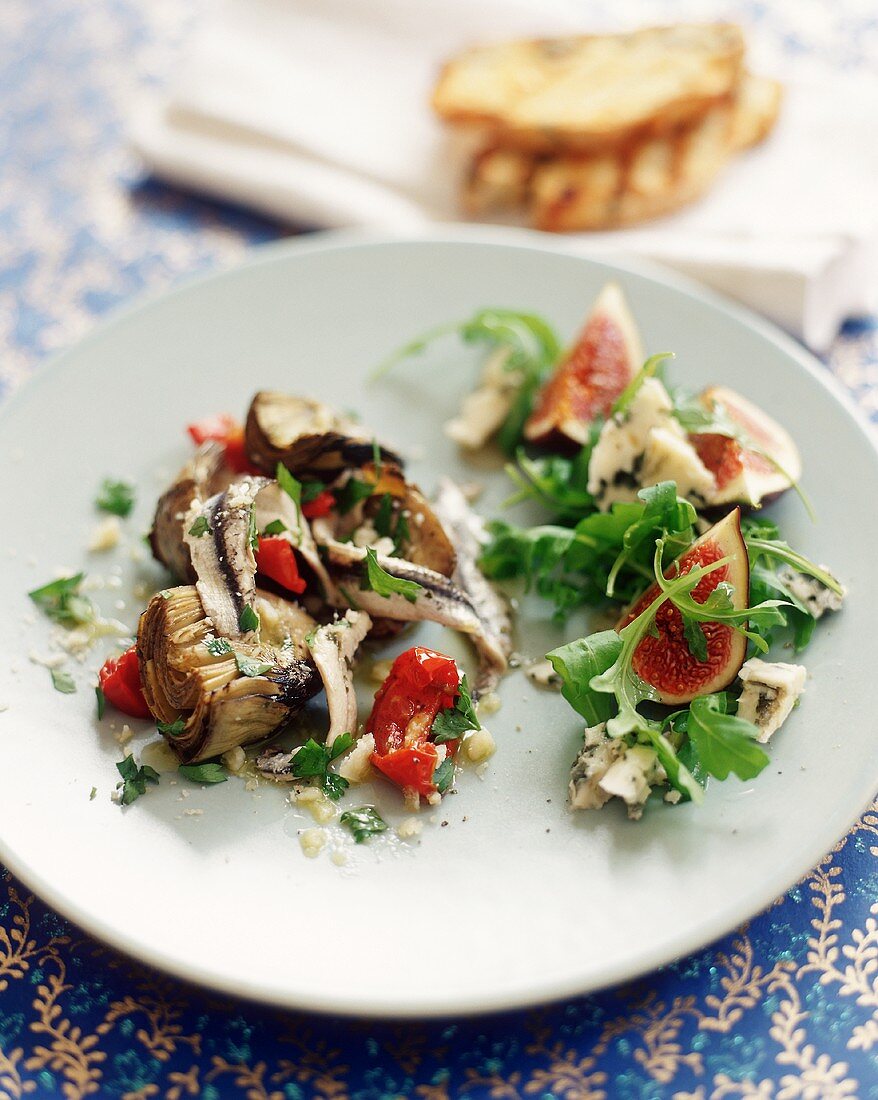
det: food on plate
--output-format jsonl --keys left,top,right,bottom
{"left": 380, "top": 278, "right": 843, "bottom": 819}
{"left": 36, "top": 276, "right": 842, "bottom": 833}
{"left": 432, "top": 24, "right": 781, "bottom": 230}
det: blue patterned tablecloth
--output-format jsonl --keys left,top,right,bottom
{"left": 2, "top": 2, "right": 878, "bottom": 1097}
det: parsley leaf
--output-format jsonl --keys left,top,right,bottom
{"left": 116, "top": 756, "right": 160, "bottom": 805}
{"left": 301, "top": 480, "right": 327, "bottom": 503}
{"left": 248, "top": 506, "right": 259, "bottom": 552}
{"left": 362, "top": 547, "right": 423, "bottom": 604}
{"left": 157, "top": 717, "right": 186, "bottom": 737}
{"left": 51, "top": 668, "right": 76, "bottom": 694}
{"left": 235, "top": 653, "right": 274, "bottom": 678}
{"left": 335, "top": 476, "right": 374, "bottom": 515}
{"left": 188, "top": 515, "right": 211, "bottom": 538}
{"left": 238, "top": 605, "right": 260, "bottom": 633}
{"left": 433, "top": 757, "right": 454, "bottom": 794}
{"left": 178, "top": 762, "right": 227, "bottom": 784}
{"left": 95, "top": 685, "right": 106, "bottom": 719}
{"left": 204, "top": 637, "right": 234, "bottom": 657}
{"left": 28, "top": 573, "right": 95, "bottom": 627}
{"left": 432, "top": 675, "right": 481, "bottom": 743}
{"left": 262, "top": 518, "right": 287, "bottom": 536}
{"left": 276, "top": 463, "right": 302, "bottom": 518}
{"left": 96, "top": 479, "right": 135, "bottom": 517}
{"left": 290, "top": 734, "right": 353, "bottom": 800}
{"left": 340, "top": 806, "right": 387, "bottom": 843}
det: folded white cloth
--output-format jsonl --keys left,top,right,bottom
{"left": 132, "top": 0, "right": 878, "bottom": 351}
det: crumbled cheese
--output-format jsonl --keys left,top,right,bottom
{"left": 56, "top": 617, "right": 129, "bottom": 657}
{"left": 183, "top": 808, "right": 203, "bottom": 817}
{"left": 524, "top": 659, "right": 562, "bottom": 691}
{"left": 299, "top": 827, "right": 327, "bottom": 858}
{"left": 464, "top": 727, "right": 496, "bottom": 763}
{"left": 777, "top": 568, "right": 845, "bottom": 619}
{"left": 477, "top": 691, "right": 502, "bottom": 715}
{"left": 337, "top": 733, "right": 376, "bottom": 784}
{"left": 222, "top": 746, "right": 247, "bottom": 774}
{"left": 397, "top": 818, "right": 423, "bottom": 839}
{"left": 370, "top": 660, "right": 394, "bottom": 685}
{"left": 293, "top": 786, "right": 337, "bottom": 824}
{"left": 29, "top": 649, "right": 67, "bottom": 670}
{"left": 639, "top": 426, "right": 715, "bottom": 503}
{"left": 586, "top": 379, "right": 714, "bottom": 509}
{"left": 664, "top": 789, "right": 682, "bottom": 804}
{"left": 244, "top": 777, "right": 259, "bottom": 792}
{"left": 444, "top": 346, "right": 520, "bottom": 450}
{"left": 569, "top": 725, "right": 665, "bottom": 818}
{"left": 351, "top": 522, "right": 394, "bottom": 557}
{"left": 331, "top": 849, "right": 348, "bottom": 866}
{"left": 403, "top": 787, "right": 421, "bottom": 812}
{"left": 737, "top": 659, "right": 807, "bottom": 742}
{"left": 114, "top": 724, "right": 134, "bottom": 747}
{"left": 426, "top": 791, "right": 442, "bottom": 806}
{"left": 88, "top": 516, "right": 122, "bottom": 552}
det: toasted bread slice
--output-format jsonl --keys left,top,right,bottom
{"left": 463, "top": 73, "right": 782, "bottom": 229}
{"left": 433, "top": 23, "right": 745, "bottom": 153}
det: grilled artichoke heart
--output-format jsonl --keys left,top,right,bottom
{"left": 245, "top": 391, "right": 402, "bottom": 479}
{"left": 150, "top": 442, "right": 232, "bottom": 581}
{"left": 137, "top": 586, "right": 321, "bottom": 763}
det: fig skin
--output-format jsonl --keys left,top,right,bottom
{"left": 524, "top": 281, "right": 643, "bottom": 449}
{"left": 616, "top": 509, "right": 749, "bottom": 705}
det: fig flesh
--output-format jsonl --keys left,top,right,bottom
{"left": 524, "top": 281, "right": 644, "bottom": 448}
{"left": 690, "top": 386, "right": 801, "bottom": 508}
{"left": 616, "top": 509, "right": 749, "bottom": 705}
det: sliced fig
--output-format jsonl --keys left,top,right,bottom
{"left": 616, "top": 509, "right": 748, "bottom": 705}
{"left": 524, "top": 282, "right": 644, "bottom": 448}
{"left": 689, "top": 386, "right": 801, "bottom": 508}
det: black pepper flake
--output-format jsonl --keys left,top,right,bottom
{"left": 440, "top": 820, "right": 449, "bottom": 827}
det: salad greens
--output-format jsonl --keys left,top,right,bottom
{"left": 374, "top": 308, "right": 561, "bottom": 454}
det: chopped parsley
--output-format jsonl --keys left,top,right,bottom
{"left": 89, "top": 786, "right": 97, "bottom": 801}
{"left": 432, "top": 675, "right": 480, "bottom": 743}
{"left": 340, "top": 806, "right": 387, "bottom": 843}
{"left": 204, "top": 636, "right": 234, "bottom": 657}
{"left": 276, "top": 462, "right": 302, "bottom": 520}
{"left": 262, "top": 518, "right": 287, "bottom": 536}
{"left": 178, "top": 762, "right": 227, "bottom": 784}
{"left": 290, "top": 734, "right": 353, "bottom": 800}
{"left": 302, "top": 480, "right": 328, "bottom": 504}
{"left": 157, "top": 717, "right": 186, "bottom": 737}
{"left": 362, "top": 547, "right": 423, "bottom": 604}
{"left": 335, "top": 476, "right": 374, "bottom": 515}
{"left": 235, "top": 653, "right": 274, "bottom": 678}
{"left": 96, "top": 479, "right": 135, "bottom": 518}
{"left": 51, "top": 669, "right": 76, "bottom": 694}
{"left": 95, "top": 685, "right": 106, "bottom": 719}
{"left": 433, "top": 757, "right": 454, "bottom": 794}
{"left": 238, "top": 604, "right": 260, "bottom": 633}
{"left": 28, "top": 573, "right": 95, "bottom": 627}
{"left": 248, "top": 507, "right": 259, "bottom": 551}
{"left": 116, "top": 756, "right": 159, "bottom": 806}
{"left": 188, "top": 515, "right": 212, "bottom": 538}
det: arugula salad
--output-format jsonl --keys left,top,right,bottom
{"left": 382, "top": 281, "right": 845, "bottom": 819}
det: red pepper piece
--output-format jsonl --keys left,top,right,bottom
{"left": 98, "top": 646, "right": 153, "bottom": 720}
{"left": 255, "top": 536, "right": 307, "bottom": 595}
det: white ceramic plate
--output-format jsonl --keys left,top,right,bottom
{"left": 0, "top": 230, "right": 874, "bottom": 1017}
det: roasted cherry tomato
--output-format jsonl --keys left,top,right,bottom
{"left": 186, "top": 414, "right": 257, "bottom": 475}
{"left": 255, "top": 536, "right": 306, "bottom": 594}
{"left": 98, "top": 646, "right": 152, "bottom": 720}
{"left": 367, "top": 647, "right": 461, "bottom": 797}
{"left": 302, "top": 490, "right": 336, "bottom": 519}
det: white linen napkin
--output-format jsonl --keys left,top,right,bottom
{"left": 131, "top": 0, "right": 878, "bottom": 351}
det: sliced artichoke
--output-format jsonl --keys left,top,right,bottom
{"left": 245, "top": 391, "right": 402, "bottom": 479}
{"left": 137, "top": 586, "right": 322, "bottom": 762}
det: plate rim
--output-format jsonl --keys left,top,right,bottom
{"left": 1, "top": 224, "right": 876, "bottom": 1018}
